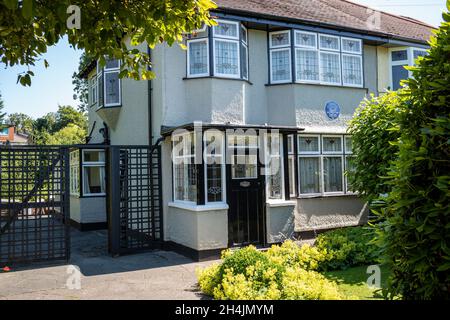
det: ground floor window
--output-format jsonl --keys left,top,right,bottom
{"left": 296, "top": 134, "right": 353, "bottom": 196}
{"left": 69, "top": 149, "right": 106, "bottom": 197}
{"left": 266, "top": 133, "right": 284, "bottom": 200}
{"left": 172, "top": 132, "right": 198, "bottom": 203}
{"left": 204, "top": 130, "right": 225, "bottom": 203}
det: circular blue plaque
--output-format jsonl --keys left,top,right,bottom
{"left": 325, "top": 101, "right": 340, "bottom": 120}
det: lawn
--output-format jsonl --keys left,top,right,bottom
{"left": 324, "top": 265, "right": 390, "bottom": 300}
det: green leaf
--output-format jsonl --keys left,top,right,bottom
{"left": 3, "top": 0, "right": 18, "bottom": 10}
{"left": 22, "top": 0, "right": 33, "bottom": 19}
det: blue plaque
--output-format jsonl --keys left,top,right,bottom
{"left": 325, "top": 101, "right": 340, "bottom": 120}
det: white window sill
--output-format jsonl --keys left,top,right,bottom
{"left": 298, "top": 193, "right": 358, "bottom": 199}
{"left": 266, "top": 200, "right": 297, "bottom": 207}
{"left": 168, "top": 202, "right": 229, "bottom": 212}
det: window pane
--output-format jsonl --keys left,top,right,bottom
{"left": 268, "top": 156, "right": 283, "bottom": 199}
{"left": 296, "top": 49, "right": 319, "bottom": 81}
{"left": 207, "top": 162, "right": 223, "bottom": 202}
{"left": 287, "top": 135, "right": 294, "bottom": 154}
{"left": 342, "top": 38, "right": 361, "bottom": 53}
{"left": 241, "top": 26, "right": 248, "bottom": 44}
{"left": 232, "top": 155, "right": 257, "bottom": 179}
{"left": 241, "top": 44, "right": 248, "bottom": 79}
{"left": 320, "top": 52, "right": 341, "bottom": 84}
{"left": 345, "top": 136, "right": 353, "bottom": 154}
{"left": 345, "top": 156, "right": 355, "bottom": 192}
{"left": 322, "top": 136, "right": 342, "bottom": 152}
{"left": 84, "top": 151, "right": 105, "bottom": 162}
{"left": 298, "top": 136, "right": 319, "bottom": 153}
{"left": 214, "top": 21, "right": 238, "bottom": 38}
{"left": 228, "top": 135, "right": 258, "bottom": 148}
{"left": 97, "top": 73, "right": 104, "bottom": 106}
{"left": 299, "top": 157, "right": 320, "bottom": 194}
{"left": 105, "top": 58, "right": 119, "bottom": 69}
{"left": 295, "top": 31, "right": 316, "bottom": 48}
{"left": 323, "top": 157, "right": 343, "bottom": 192}
{"left": 104, "top": 71, "right": 120, "bottom": 105}
{"left": 392, "top": 65, "right": 409, "bottom": 90}
{"left": 215, "top": 40, "right": 239, "bottom": 75}
{"left": 342, "top": 55, "right": 362, "bottom": 86}
{"left": 271, "top": 31, "right": 290, "bottom": 47}
{"left": 174, "top": 161, "right": 197, "bottom": 202}
{"left": 319, "top": 35, "right": 339, "bottom": 51}
{"left": 271, "top": 49, "right": 291, "bottom": 82}
{"left": 189, "top": 40, "right": 208, "bottom": 75}
{"left": 83, "top": 166, "right": 106, "bottom": 194}
{"left": 391, "top": 50, "right": 408, "bottom": 61}
{"left": 413, "top": 50, "right": 427, "bottom": 66}
{"left": 288, "top": 155, "right": 296, "bottom": 196}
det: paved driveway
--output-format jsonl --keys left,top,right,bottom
{"left": 0, "top": 229, "right": 216, "bottom": 300}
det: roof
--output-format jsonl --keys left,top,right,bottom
{"left": 214, "top": 0, "right": 434, "bottom": 44}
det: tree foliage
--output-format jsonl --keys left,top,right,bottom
{"left": 0, "top": 91, "right": 6, "bottom": 125}
{"left": 347, "top": 91, "right": 404, "bottom": 202}
{"left": 7, "top": 112, "right": 34, "bottom": 134}
{"left": 72, "top": 52, "right": 92, "bottom": 112}
{"left": 0, "top": 0, "right": 216, "bottom": 85}
{"left": 378, "top": 3, "right": 450, "bottom": 300}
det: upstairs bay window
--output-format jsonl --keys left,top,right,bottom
{"left": 186, "top": 20, "right": 249, "bottom": 80}
{"left": 94, "top": 58, "right": 121, "bottom": 108}
{"left": 271, "top": 30, "right": 363, "bottom": 87}
{"left": 389, "top": 47, "right": 428, "bottom": 90}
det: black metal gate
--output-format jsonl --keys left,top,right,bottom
{"left": 108, "top": 144, "right": 163, "bottom": 255}
{"left": 0, "top": 146, "right": 70, "bottom": 265}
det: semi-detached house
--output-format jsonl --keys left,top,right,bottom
{"left": 73, "top": 0, "right": 433, "bottom": 260}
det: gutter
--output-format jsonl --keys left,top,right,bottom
{"left": 148, "top": 46, "right": 153, "bottom": 146}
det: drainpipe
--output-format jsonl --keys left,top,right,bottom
{"left": 148, "top": 46, "right": 153, "bottom": 146}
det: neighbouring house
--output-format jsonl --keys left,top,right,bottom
{"left": 0, "top": 126, "right": 29, "bottom": 145}
{"left": 74, "top": 0, "right": 432, "bottom": 260}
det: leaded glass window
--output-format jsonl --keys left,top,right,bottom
{"left": 214, "top": 40, "right": 239, "bottom": 76}
{"left": 296, "top": 49, "right": 319, "bottom": 82}
{"left": 295, "top": 31, "right": 317, "bottom": 48}
{"left": 213, "top": 20, "right": 239, "bottom": 39}
{"left": 270, "top": 31, "right": 290, "bottom": 48}
{"left": 342, "top": 54, "right": 363, "bottom": 87}
{"left": 319, "top": 34, "right": 340, "bottom": 51}
{"left": 320, "top": 52, "right": 341, "bottom": 84}
{"left": 266, "top": 134, "right": 283, "bottom": 200}
{"left": 204, "top": 131, "right": 225, "bottom": 203}
{"left": 173, "top": 133, "right": 198, "bottom": 203}
{"left": 323, "top": 156, "right": 343, "bottom": 192}
{"left": 341, "top": 38, "right": 362, "bottom": 54}
{"left": 270, "top": 48, "right": 291, "bottom": 83}
{"left": 299, "top": 157, "right": 321, "bottom": 194}
{"left": 188, "top": 39, "right": 209, "bottom": 76}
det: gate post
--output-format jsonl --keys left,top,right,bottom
{"left": 107, "top": 146, "right": 121, "bottom": 256}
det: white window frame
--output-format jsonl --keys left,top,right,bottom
{"left": 241, "top": 25, "right": 249, "bottom": 80}
{"left": 81, "top": 149, "right": 106, "bottom": 197}
{"left": 321, "top": 155, "right": 345, "bottom": 195}
{"left": 287, "top": 135, "right": 296, "bottom": 197}
{"left": 172, "top": 132, "right": 197, "bottom": 205}
{"left": 90, "top": 76, "right": 98, "bottom": 106}
{"left": 412, "top": 48, "right": 428, "bottom": 64}
{"left": 389, "top": 47, "right": 427, "bottom": 90}
{"left": 269, "top": 47, "right": 292, "bottom": 84}
{"left": 319, "top": 34, "right": 341, "bottom": 52}
{"left": 344, "top": 135, "right": 355, "bottom": 194}
{"left": 319, "top": 51, "right": 342, "bottom": 86}
{"left": 295, "top": 47, "right": 320, "bottom": 84}
{"left": 213, "top": 19, "right": 240, "bottom": 40}
{"left": 269, "top": 30, "right": 291, "bottom": 49}
{"left": 322, "top": 135, "right": 344, "bottom": 155}
{"left": 70, "top": 151, "right": 80, "bottom": 196}
{"left": 203, "top": 131, "right": 227, "bottom": 204}
{"left": 298, "top": 155, "right": 322, "bottom": 197}
{"left": 341, "top": 53, "right": 364, "bottom": 88}
{"left": 294, "top": 30, "right": 317, "bottom": 49}
{"left": 298, "top": 134, "right": 321, "bottom": 155}
{"left": 341, "top": 37, "right": 362, "bottom": 54}
{"left": 103, "top": 59, "right": 121, "bottom": 107}
{"left": 187, "top": 38, "right": 210, "bottom": 78}
{"left": 213, "top": 38, "right": 241, "bottom": 79}
{"left": 265, "top": 133, "right": 285, "bottom": 200}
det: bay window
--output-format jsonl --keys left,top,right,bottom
{"left": 186, "top": 19, "right": 249, "bottom": 80}
{"left": 320, "top": 52, "right": 341, "bottom": 85}
{"left": 70, "top": 151, "right": 80, "bottom": 196}
{"left": 287, "top": 135, "right": 296, "bottom": 197}
{"left": 95, "top": 58, "right": 121, "bottom": 108}
{"left": 82, "top": 150, "right": 106, "bottom": 196}
{"left": 297, "top": 134, "right": 352, "bottom": 197}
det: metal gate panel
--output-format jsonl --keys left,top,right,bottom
{"left": 108, "top": 145, "right": 163, "bottom": 255}
{"left": 0, "top": 146, "right": 70, "bottom": 264}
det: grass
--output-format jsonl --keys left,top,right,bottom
{"left": 323, "top": 265, "right": 391, "bottom": 300}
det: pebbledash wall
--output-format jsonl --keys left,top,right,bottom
{"left": 77, "top": 29, "right": 400, "bottom": 254}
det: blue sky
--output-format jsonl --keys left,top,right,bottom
{"left": 0, "top": 0, "right": 447, "bottom": 119}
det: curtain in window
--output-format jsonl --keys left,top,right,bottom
{"left": 104, "top": 71, "right": 120, "bottom": 105}
{"left": 299, "top": 157, "right": 320, "bottom": 194}
{"left": 271, "top": 49, "right": 291, "bottom": 82}
{"left": 320, "top": 52, "right": 341, "bottom": 84}
{"left": 296, "top": 49, "right": 319, "bottom": 81}
{"left": 323, "top": 157, "right": 343, "bottom": 192}
{"left": 342, "top": 55, "right": 362, "bottom": 86}
{"left": 189, "top": 40, "right": 208, "bottom": 75}
{"left": 215, "top": 40, "right": 239, "bottom": 75}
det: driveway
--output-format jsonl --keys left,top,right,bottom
{"left": 0, "top": 229, "right": 216, "bottom": 300}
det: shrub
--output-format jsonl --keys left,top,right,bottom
{"left": 378, "top": 4, "right": 450, "bottom": 300}
{"left": 266, "top": 240, "right": 326, "bottom": 271}
{"left": 347, "top": 91, "right": 404, "bottom": 202}
{"left": 316, "top": 227, "right": 379, "bottom": 271}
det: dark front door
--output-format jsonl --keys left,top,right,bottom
{"left": 227, "top": 134, "right": 265, "bottom": 247}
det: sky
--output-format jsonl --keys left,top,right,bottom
{"left": 0, "top": 0, "right": 447, "bottom": 119}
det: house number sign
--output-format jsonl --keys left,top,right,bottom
{"left": 325, "top": 101, "right": 341, "bottom": 120}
